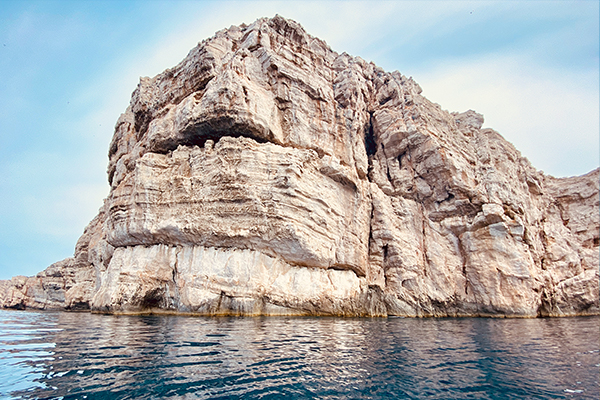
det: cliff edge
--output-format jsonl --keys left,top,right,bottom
{"left": 1, "top": 16, "right": 598, "bottom": 317}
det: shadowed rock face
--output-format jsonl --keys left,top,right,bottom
{"left": 1, "top": 15, "right": 598, "bottom": 317}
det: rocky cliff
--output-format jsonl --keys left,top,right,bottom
{"left": 1, "top": 16, "right": 598, "bottom": 317}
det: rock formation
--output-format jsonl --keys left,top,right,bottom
{"left": 1, "top": 16, "right": 598, "bottom": 317}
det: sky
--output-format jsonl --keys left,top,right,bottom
{"left": 0, "top": 0, "right": 598, "bottom": 280}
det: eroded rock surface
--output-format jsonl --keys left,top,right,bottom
{"left": 1, "top": 16, "right": 598, "bottom": 316}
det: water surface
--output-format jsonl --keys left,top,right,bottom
{"left": 0, "top": 310, "right": 598, "bottom": 399}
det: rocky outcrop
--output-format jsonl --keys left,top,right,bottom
{"left": 1, "top": 16, "right": 598, "bottom": 317}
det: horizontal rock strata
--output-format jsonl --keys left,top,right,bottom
{"left": 1, "top": 15, "right": 598, "bottom": 317}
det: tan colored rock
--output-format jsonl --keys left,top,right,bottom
{"left": 1, "top": 15, "right": 597, "bottom": 316}
{"left": 106, "top": 138, "right": 370, "bottom": 275}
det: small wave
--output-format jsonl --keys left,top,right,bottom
{"left": 564, "top": 389, "right": 584, "bottom": 394}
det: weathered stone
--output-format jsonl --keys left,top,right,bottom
{"left": 1, "top": 15, "right": 597, "bottom": 317}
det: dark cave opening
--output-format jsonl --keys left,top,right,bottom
{"left": 139, "top": 288, "right": 164, "bottom": 310}
{"left": 153, "top": 116, "right": 271, "bottom": 154}
{"left": 365, "top": 111, "right": 377, "bottom": 156}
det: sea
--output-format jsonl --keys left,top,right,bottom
{"left": 0, "top": 310, "right": 598, "bottom": 399}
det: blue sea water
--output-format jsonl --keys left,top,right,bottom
{"left": 0, "top": 310, "right": 598, "bottom": 399}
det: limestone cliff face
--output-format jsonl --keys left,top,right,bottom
{"left": 1, "top": 16, "right": 598, "bottom": 317}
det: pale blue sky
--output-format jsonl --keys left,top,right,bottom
{"left": 0, "top": 1, "right": 598, "bottom": 280}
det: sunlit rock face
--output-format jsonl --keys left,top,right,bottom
{"left": 1, "top": 16, "right": 598, "bottom": 317}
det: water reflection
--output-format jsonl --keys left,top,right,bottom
{"left": 0, "top": 311, "right": 598, "bottom": 399}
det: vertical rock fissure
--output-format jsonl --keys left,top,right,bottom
{"left": 455, "top": 234, "right": 469, "bottom": 296}
{"left": 365, "top": 109, "right": 378, "bottom": 281}
{"left": 171, "top": 246, "right": 182, "bottom": 309}
{"left": 365, "top": 111, "right": 377, "bottom": 156}
{"left": 421, "top": 210, "right": 429, "bottom": 278}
